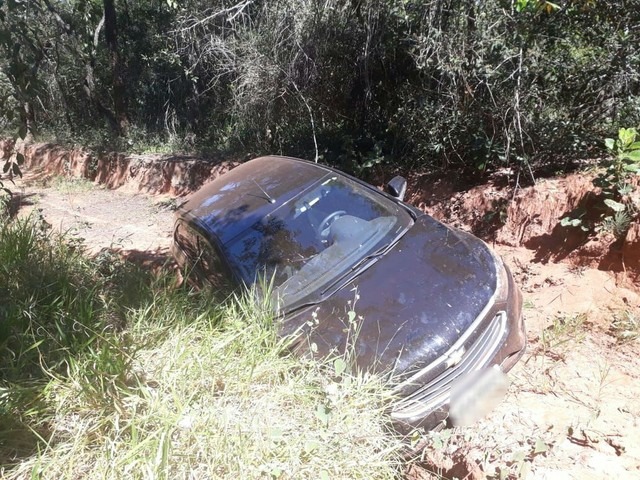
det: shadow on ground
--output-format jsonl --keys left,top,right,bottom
{"left": 6, "top": 192, "right": 37, "bottom": 217}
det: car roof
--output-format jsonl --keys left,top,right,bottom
{"left": 179, "top": 156, "right": 333, "bottom": 245}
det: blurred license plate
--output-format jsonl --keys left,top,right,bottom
{"left": 449, "top": 366, "right": 509, "bottom": 426}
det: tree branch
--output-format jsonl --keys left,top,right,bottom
{"left": 41, "top": 0, "right": 73, "bottom": 35}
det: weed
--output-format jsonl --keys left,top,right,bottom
{"left": 155, "top": 197, "right": 180, "bottom": 212}
{"left": 609, "top": 310, "right": 640, "bottom": 344}
{"left": 414, "top": 427, "right": 551, "bottom": 480}
{"left": 539, "top": 314, "right": 586, "bottom": 358}
{"left": 594, "top": 360, "right": 614, "bottom": 414}
{"left": 599, "top": 210, "right": 632, "bottom": 238}
{"left": 560, "top": 127, "right": 640, "bottom": 237}
{"left": 49, "top": 176, "right": 94, "bottom": 194}
{"left": 0, "top": 140, "right": 24, "bottom": 206}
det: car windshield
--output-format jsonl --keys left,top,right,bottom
{"left": 223, "top": 174, "right": 414, "bottom": 311}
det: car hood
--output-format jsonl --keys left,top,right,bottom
{"left": 283, "top": 215, "right": 499, "bottom": 377}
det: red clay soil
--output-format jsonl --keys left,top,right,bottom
{"left": 2, "top": 139, "right": 238, "bottom": 196}
{"left": 407, "top": 169, "right": 640, "bottom": 286}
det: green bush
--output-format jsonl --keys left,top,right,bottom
{"left": 560, "top": 127, "right": 640, "bottom": 237}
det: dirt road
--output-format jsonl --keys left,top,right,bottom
{"left": 12, "top": 170, "right": 640, "bottom": 479}
{"left": 13, "top": 175, "right": 174, "bottom": 256}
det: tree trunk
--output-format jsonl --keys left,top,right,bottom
{"left": 84, "top": 60, "right": 119, "bottom": 133}
{"left": 23, "top": 101, "right": 35, "bottom": 142}
{"left": 103, "top": 0, "right": 128, "bottom": 135}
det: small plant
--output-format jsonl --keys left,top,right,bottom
{"left": 155, "top": 197, "right": 180, "bottom": 212}
{"left": 50, "top": 176, "right": 94, "bottom": 194}
{"left": 539, "top": 314, "right": 586, "bottom": 358}
{"left": 560, "top": 127, "right": 640, "bottom": 238}
{"left": 599, "top": 210, "right": 632, "bottom": 238}
{"left": 514, "top": 0, "right": 560, "bottom": 13}
{"left": 0, "top": 142, "right": 24, "bottom": 208}
{"left": 610, "top": 310, "right": 640, "bottom": 344}
{"left": 604, "top": 127, "right": 640, "bottom": 177}
{"left": 599, "top": 128, "right": 640, "bottom": 237}
{"left": 559, "top": 208, "right": 589, "bottom": 231}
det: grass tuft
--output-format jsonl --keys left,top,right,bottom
{"left": 610, "top": 310, "right": 640, "bottom": 344}
{"left": 1, "top": 213, "right": 404, "bottom": 479}
{"left": 538, "top": 314, "right": 586, "bottom": 359}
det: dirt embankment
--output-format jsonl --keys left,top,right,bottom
{"left": 1, "top": 139, "right": 238, "bottom": 196}
{"left": 3, "top": 139, "right": 640, "bottom": 283}
{"left": 407, "top": 170, "right": 640, "bottom": 286}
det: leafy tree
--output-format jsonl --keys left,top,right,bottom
{"left": 0, "top": 0, "right": 638, "bottom": 179}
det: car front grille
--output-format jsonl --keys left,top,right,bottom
{"left": 391, "top": 312, "right": 507, "bottom": 421}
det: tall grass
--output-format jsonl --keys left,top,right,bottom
{"left": 1, "top": 214, "right": 404, "bottom": 479}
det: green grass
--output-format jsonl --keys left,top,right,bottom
{"left": 0, "top": 213, "right": 404, "bottom": 479}
{"left": 49, "top": 176, "right": 95, "bottom": 194}
{"left": 610, "top": 310, "right": 640, "bottom": 344}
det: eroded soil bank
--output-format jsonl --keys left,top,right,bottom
{"left": 5, "top": 140, "right": 640, "bottom": 479}
{"left": 4, "top": 139, "right": 639, "bottom": 282}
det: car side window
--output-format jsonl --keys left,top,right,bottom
{"left": 175, "top": 221, "right": 234, "bottom": 294}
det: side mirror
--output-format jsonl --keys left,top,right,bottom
{"left": 386, "top": 175, "right": 407, "bottom": 201}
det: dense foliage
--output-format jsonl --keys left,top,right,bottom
{"left": 0, "top": 0, "right": 639, "bottom": 175}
